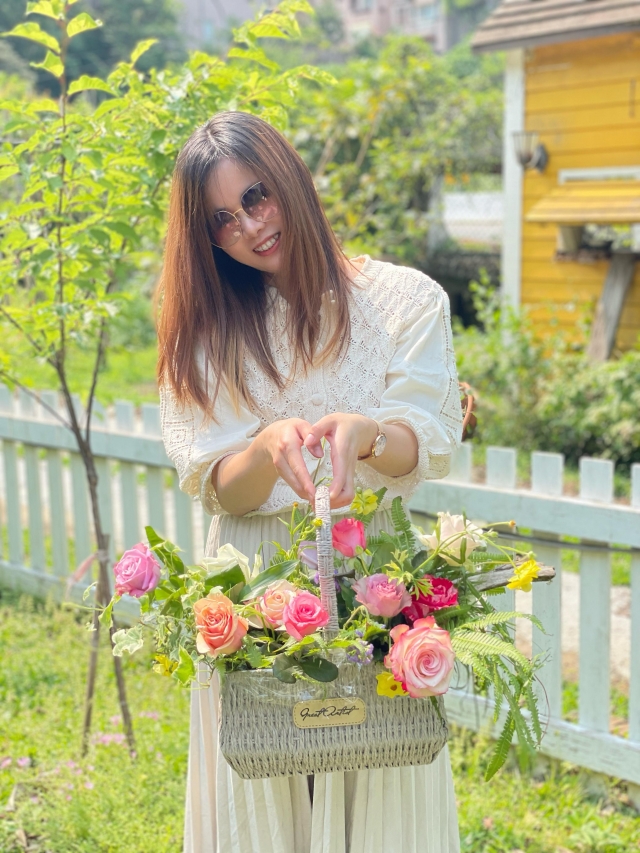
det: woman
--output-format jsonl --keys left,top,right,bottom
{"left": 158, "top": 111, "right": 462, "bottom": 853}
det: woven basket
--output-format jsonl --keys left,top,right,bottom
{"left": 218, "top": 485, "right": 449, "bottom": 779}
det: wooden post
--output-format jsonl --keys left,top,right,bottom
{"left": 587, "top": 252, "right": 636, "bottom": 361}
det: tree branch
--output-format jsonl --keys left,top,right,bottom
{"left": 0, "top": 306, "right": 52, "bottom": 361}
{"left": 0, "top": 370, "right": 71, "bottom": 429}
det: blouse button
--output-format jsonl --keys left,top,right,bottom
{"left": 310, "top": 393, "right": 323, "bottom": 406}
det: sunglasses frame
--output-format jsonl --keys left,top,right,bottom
{"left": 209, "top": 181, "right": 278, "bottom": 249}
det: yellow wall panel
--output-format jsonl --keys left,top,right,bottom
{"left": 518, "top": 31, "right": 640, "bottom": 348}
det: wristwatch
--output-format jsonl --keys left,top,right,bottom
{"left": 358, "top": 421, "right": 387, "bottom": 460}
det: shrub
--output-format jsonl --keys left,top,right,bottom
{"left": 454, "top": 274, "right": 640, "bottom": 470}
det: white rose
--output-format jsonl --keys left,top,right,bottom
{"left": 418, "top": 512, "right": 484, "bottom": 566}
{"left": 201, "top": 543, "right": 251, "bottom": 581}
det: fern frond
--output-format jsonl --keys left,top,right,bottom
{"left": 451, "top": 630, "right": 532, "bottom": 673}
{"left": 485, "top": 711, "right": 515, "bottom": 781}
{"left": 458, "top": 611, "right": 543, "bottom": 633}
{"left": 523, "top": 679, "right": 543, "bottom": 745}
{"left": 391, "top": 496, "right": 416, "bottom": 554}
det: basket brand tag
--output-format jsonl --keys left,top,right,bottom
{"left": 293, "top": 698, "right": 366, "bottom": 729}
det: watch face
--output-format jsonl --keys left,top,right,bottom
{"left": 372, "top": 432, "right": 387, "bottom": 458}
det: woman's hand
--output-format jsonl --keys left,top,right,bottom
{"left": 303, "top": 413, "right": 378, "bottom": 508}
{"left": 257, "top": 417, "right": 317, "bottom": 502}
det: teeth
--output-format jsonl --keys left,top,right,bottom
{"left": 254, "top": 233, "right": 279, "bottom": 252}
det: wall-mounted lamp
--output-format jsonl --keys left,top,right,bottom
{"left": 513, "top": 131, "right": 548, "bottom": 172}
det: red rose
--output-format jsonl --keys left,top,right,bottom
{"left": 402, "top": 576, "right": 458, "bottom": 624}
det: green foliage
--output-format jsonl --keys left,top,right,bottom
{"left": 0, "top": 0, "right": 324, "bottom": 417}
{"left": 289, "top": 38, "right": 503, "bottom": 268}
{"left": 0, "top": 0, "right": 186, "bottom": 94}
{"left": 455, "top": 274, "right": 640, "bottom": 470}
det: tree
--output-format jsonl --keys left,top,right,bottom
{"left": 0, "top": 0, "right": 330, "bottom": 753}
{"left": 289, "top": 37, "right": 503, "bottom": 270}
{"left": 0, "top": 0, "right": 186, "bottom": 93}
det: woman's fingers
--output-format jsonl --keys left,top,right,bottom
{"left": 303, "top": 417, "right": 332, "bottom": 458}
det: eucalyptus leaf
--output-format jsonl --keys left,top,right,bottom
{"left": 298, "top": 656, "right": 339, "bottom": 683}
{"left": 272, "top": 654, "right": 297, "bottom": 683}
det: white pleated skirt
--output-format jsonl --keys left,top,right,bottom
{"left": 184, "top": 512, "right": 461, "bottom": 853}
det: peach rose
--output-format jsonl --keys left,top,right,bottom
{"left": 353, "top": 573, "right": 411, "bottom": 618}
{"left": 384, "top": 616, "right": 455, "bottom": 698}
{"left": 249, "top": 579, "right": 298, "bottom": 628}
{"left": 193, "top": 592, "right": 248, "bottom": 657}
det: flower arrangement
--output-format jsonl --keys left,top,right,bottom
{"left": 101, "top": 489, "right": 545, "bottom": 779}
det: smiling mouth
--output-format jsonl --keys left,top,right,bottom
{"left": 253, "top": 232, "right": 281, "bottom": 255}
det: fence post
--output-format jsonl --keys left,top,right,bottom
{"left": 578, "top": 457, "right": 613, "bottom": 734}
{"left": 485, "top": 447, "right": 517, "bottom": 614}
{"left": 142, "top": 404, "right": 166, "bottom": 536}
{"left": 531, "top": 452, "right": 564, "bottom": 720}
{"left": 115, "top": 401, "right": 141, "bottom": 551}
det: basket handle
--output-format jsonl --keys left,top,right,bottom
{"left": 315, "top": 485, "right": 340, "bottom": 637}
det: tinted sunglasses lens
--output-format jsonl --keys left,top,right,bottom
{"left": 211, "top": 211, "right": 241, "bottom": 247}
{"left": 242, "top": 182, "right": 278, "bottom": 222}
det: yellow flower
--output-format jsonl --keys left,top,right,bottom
{"left": 506, "top": 559, "right": 540, "bottom": 593}
{"left": 152, "top": 655, "right": 178, "bottom": 677}
{"left": 376, "top": 671, "right": 408, "bottom": 698}
{"left": 351, "top": 489, "right": 379, "bottom": 517}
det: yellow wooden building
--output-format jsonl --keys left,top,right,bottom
{"left": 472, "top": 0, "right": 640, "bottom": 356}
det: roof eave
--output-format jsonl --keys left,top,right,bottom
{"left": 471, "top": 20, "right": 640, "bottom": 53}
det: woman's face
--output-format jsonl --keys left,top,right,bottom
{"left": 205, "top": 159, "right": 284, "bottom": 275}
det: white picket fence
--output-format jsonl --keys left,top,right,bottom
{"left": 0, "top": 385, "right": 638, "bottom": 793}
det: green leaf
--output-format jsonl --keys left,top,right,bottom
{"left": 2, "top": 22, "right": 60, "bottom": 53}
{"left": 204, "top": 565, "right": 246, "bottom": 595}
{"left": 99, "top": 594, "right": 120, "bottom": 629}
{"left": 67, "top": 12, "right": 101, "bottom": 38}
{"left": 172, "top": 647, "right": 196, "bottom": 685}
{"left": 26, "top": 1, "right": 63, "bottom": 19}
{"left": 485, "top": 711, "right": 515, "bottom": 781}
{"left": 243, "top": 636, "right": 265, "bottom": 668}
{"left": 102, "top": 220, "right": 139, "bottom": 244}
{"left": 298, "top": 655, "right": 339, "bottom": 683}
{"left": 68, "top": 75, "right": 114, "bottom": 96}
{"left": 130, "top": 38, "right": 158, "bottom": 65}
{"left": 111, "top": 624, "right": 145, "bottom": 657}
{"left": 241, "top": 560, "right": 297, "bottom": 600}
{"left": 272, "top": 653, "right": 297, "bottom": 683}
{"left": 369, "top": 540, "right": 395, "bottom": 572}
{"left": 31, "top": 50, "right": 64, "bottom": 79}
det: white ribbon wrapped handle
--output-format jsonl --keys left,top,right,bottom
{"left": 315, "top": 485, "right": 340, "bottom": 637}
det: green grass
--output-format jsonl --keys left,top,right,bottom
{"left": 7, "top": 341, "right": 159, "bottom": 406}
{"left": 1, "top": 593, "right": 638, "bottom": 852}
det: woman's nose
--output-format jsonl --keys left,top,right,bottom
{"left": 237, "top": 211, "right": 265, "bottom": 238}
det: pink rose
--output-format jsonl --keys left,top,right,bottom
{"left": 384, "top": 616, "right": 455, "bottom": 698}
{"left": 353, "top": 573, "right": 411, "bottom": 618}
{"left": 298, "top": 541, "right": 318, "bottom": 571}
{"left": 332, "top": 518, "right": 366, "bottom": 557}
{"left": 193, "top": 592, "right": 248, "bottom": 657}
{"left": 282, "top": 591, "right": 329, "bottom": 640}
{"left": 249, "top": 580, "right": 298, "bottom": 628}
{"left": 402, "top": 576, "right": 458, "bottom": 623}
{"left": 113, "top": 543, "right": 161, "bottom": 598}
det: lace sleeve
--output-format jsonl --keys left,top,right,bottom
{"left": 359, "top": 278, "right": 462, "bottom": 489}
{"left": 159, "top": 384, "right": 261, "bottom": 515}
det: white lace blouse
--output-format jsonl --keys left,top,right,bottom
{"left": 160, "top": 255, "right": 462, "bottom": 517}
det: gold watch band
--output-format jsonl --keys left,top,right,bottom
{"left": 358, "top": 421, "right": 383, "bottom": 461}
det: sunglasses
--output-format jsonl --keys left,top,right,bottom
{"left": 209, "top": 181, "right": 279, "bottom": 248}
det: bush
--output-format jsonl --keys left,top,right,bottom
{"left": 454, "top": 274, "right": 640, "bottom": 470}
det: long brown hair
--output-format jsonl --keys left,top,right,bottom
{"left": 156, "top": 111, "right": 352, "bottom": 416}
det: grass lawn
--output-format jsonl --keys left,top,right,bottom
{"left": 1, "top": 593, "right": 638, "bottom": 852}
